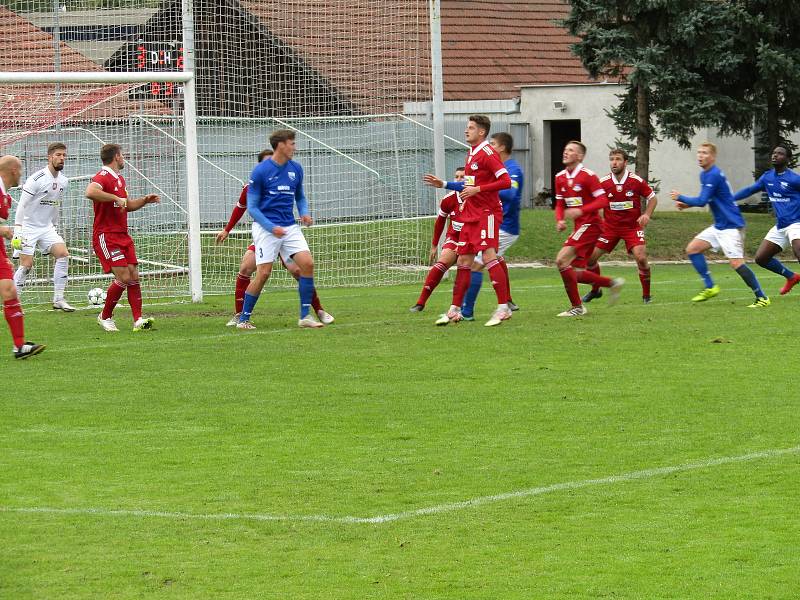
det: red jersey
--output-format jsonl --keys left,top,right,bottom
{"left": 554, "top": 164, "right": 607, "bottom": 228}
{"left": 90, "top": 167, "right": 128, "bottom": 235}
{"left": 434, "top": 191, "right": 464, "bottom": 241}
{"left": 458, "top": 140, "right": 510, "bottom": 222}
{"left": 599, "top": 171, "right": 655, "bottom": 229}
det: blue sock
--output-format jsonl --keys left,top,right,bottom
{"left": 240, "top": 291, "right": 259, "bottom": 322}
{"left": 735, "top": 264, "right": 765, "bottom": 298}
{"left": 763, "top": 257, "right": 795, "bottom": 279}
{"left": 299, "top": 276, "right": 314, "bottom": 319}
{"left": 461, "top": 271, "right": 484, "bottom": 317}
{"left": 688, "top": 253, "right": 714, "bottom": 288}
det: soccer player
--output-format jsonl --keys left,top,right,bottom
{"left": 461, "top": 132, "right": 522, "bottom": 320}
{"left": 423, "top": 114, "right": 513, "bottom": 327}
{"left": 409, "top": 166, "right": 465, "bottom": 312}
{"left": 732, "top": 145, "right": 800, "bottom": 295}
{"left": 671, "top": 142, "right": 769, "bottom": 307}
{"left": 12, "top": 142, "right": 74, "bottom": 311}
{"left": 581, "top": 148, "right": 657, "bottom": 304}
{"left": 216, "top": 149, "right": 332, "bottom": 326}
{"left": 238, "top": 129, "right": 324, "bottom": 329}
{"left": 0, "top": 155, "right": 45, "bottom": 358}
{"left": 85, "top": 144, "right": 161, "bottom": 332}
{"left": 555, "top": 141, "right": 624, "bottom": 317}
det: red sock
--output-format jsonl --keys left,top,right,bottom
{"left": 451, "top": 265, "right": 472, "bottom": 307}
{"left": 576, "top": 269, "right": 613, "bottom": 288}
{"left": 102, "top": 280, "right": 126, "bottom": 320}
{"left": 127, "top": 280, "right": 143, "bottom": 321}
{"left": 311, "top": 289, "right": 323, "bottom": 313}
{"left": 3, "top": 297, "right": 25, "bottom": 348}
{"left": 499, "top": 257, "right": 512, "bottom": 302}
{"left": 235, "top": 273, "right": 251, "bottom": 314}
{"left": 486, "top": 259, "right": 510, "bottom": 304}
{"left": 417, "top": 261, "right": 449, "bottom": 306}
{"left": 559, "top": 266, "right": 582, "bottom": 307}
{"left": 639, "top": 268, "right": 651, "bottom": 297}
{"left": 588, "top": 264, "right": 602, "bottom": 292}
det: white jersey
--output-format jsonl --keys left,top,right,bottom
{"left": 16, "top": 167, "right": 68, "bottom": 231}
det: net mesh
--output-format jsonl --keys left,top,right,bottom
{"left": 0, "top": 0, "right": 437, "bottom": 305}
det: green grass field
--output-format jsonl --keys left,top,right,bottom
{"left": 2, "top": 261, "right": 799, "bottom": 598}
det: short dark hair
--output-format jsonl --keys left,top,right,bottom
{"left": 775, "top": 144, "right": 793, "bottom": 159}
{"left": 609, "top": 148, "right": 628, "bottom": 161}
{"left": 567, "top": 140, "right": 587, "bottom": 156}
{"left": 100, "top": 143, "right": 121, "bottom": 165}
{"left": 257, "top": 148, "right": 274, "bottom": 162}
{"left": 468, "top": 115, "right": 491, "bottom": 137}
{"left": 47, "top": 142, "right": 66, "bottom": 155}
{"left": 269, "top": 129, "right": 296, "bottom": 150}
{"left": 490, "top": 132, "right": 513, "bottom": 153}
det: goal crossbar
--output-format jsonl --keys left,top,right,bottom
{"left": 0, "top": 72, "right": 195, "bottom": 84}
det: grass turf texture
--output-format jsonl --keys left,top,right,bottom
{"left": 2, "top": 263, "right": 799, "bottom": 598}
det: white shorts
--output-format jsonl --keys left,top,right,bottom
{"left": 252, "top": 223, "right": 310, "bottom": 266}
{"left": 475, "top": 229, "right": 519, "bottom": 265}
{"left": 764, "top": 223, "right": 800, "bottom": 250}
{"left": 20, "top": 226, "right": 65, "bottom": 256}
{"left": 695, "top": 226, "right": 744, "bottom": 259}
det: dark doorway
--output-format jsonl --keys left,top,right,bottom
{"left": 548, "top": 120, "right": 581, "bottom": 206}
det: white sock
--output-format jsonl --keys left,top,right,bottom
{"left": 53, "top": 257, "right": 69, "bottom": 302}
{"left": 13, "top": 265, "right": 30, "bottom": 292}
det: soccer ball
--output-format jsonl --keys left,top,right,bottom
{"left": 87, "top": 287, "right": 107, "bottom": 305}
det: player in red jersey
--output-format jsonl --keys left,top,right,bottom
{"left": 555, "top": 141, "right": 624, "bottom": 317}
{"left": 85, "top": 144, "right": 160, "bottom": 332}
{"left": 215, "top": 149, "right": 333, "bottom": 326}
{"left": 582, "top": 148, "right": 657, "bottom": 304}
{"left": 409, "top": 166, "right": 465, "bottom": 311}
{"left": 424, "top": 115, "right": 512, "bottom": 327}
{"left": 0, "top": 156, "right": 45, "bottom": 358}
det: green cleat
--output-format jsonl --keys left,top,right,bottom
{"left": 747, "top": 296, "right": 771, "bottom": 308}
{"left": 691, "top": 285, "right": 720, "bottom": 302}
{"left": 132, "top": 317, "right": 155, "bottom": 332}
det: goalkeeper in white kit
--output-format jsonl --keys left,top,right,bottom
{"left": 13, "top": 142, "right": 75, "bottom": 311}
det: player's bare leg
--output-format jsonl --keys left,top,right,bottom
{"left": 49, "top": 242, "right": 74, "bottom": 312}
{"left": 283, "top": 255, "right": 333, "bottom": 324}
{"left": 238, "top": 262, "right": 272, "bottom": 329}
{"left": 228, "top": 249, "right": 256, "bottom": 326}
{"left": 1, "top": 277, "right": 44, "bottom": 358}
{"left": 291, "top": 250, "right": 323, "bottom": 328}
{"left": 632, "top": 245, "right": 652, "bottom": 303}
{"left": 412, "top": 247, "right": 457, "bottom": 312}
{"left": 754, "top": 239, "right": 800, "bottom": 295}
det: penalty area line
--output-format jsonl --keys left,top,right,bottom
{"left": 2, "top": 445, "right": 798, "bottom": 526}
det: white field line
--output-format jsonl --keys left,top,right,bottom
{"left": 1, "top": 446, "right": 797, "bottom": 526}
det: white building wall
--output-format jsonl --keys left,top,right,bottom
{"left": 518, "top": 83, "right": 760, "bottom": 210}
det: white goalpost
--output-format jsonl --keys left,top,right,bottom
{"left": 0, "top": 0, "right": 439, "bottom": 306}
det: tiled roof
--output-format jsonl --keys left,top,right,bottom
{"left": 441, "top": 0, "right": 593, "bottom": 100}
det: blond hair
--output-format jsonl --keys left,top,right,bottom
{"left": 699, "top": 142, "right": 717, "bottom": 156}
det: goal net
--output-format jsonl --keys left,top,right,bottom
{"left": 0, "top": 0, "right": 437, "bottom": 305}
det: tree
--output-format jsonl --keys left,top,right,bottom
{"left": 561, "top": 0, "right": 751, "bottom": 180}
{"left": 729, "top": 1, "right": 800, "bottom": 174}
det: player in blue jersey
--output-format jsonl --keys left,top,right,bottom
{"left": 238, "top": 129, "right": 325, "bottom": 329}
{"left": 732, "top": 145, "right": 800, "bottom": 295}
{"left": 461, "top": 132, "right": 522, "bottom": 320}
{"left": 670, "top": 142, "right": 769, "bottom": 307}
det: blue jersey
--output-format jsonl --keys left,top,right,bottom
{"left": 733, "top": 168, "right": 800, "bottom": 229}
{"left": 246, "top": 158, "right": 309, "bottom": 231}
{"left": 679, "top": 165, "right": 744, "bottom": 230}
{"left": 498, "top": 158, "right": 523, "bottom": 235}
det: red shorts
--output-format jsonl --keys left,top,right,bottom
{"left": 458, "top": 212, "right": 499, "bottom": 256}
{"left": 442, "top": 230, "right": 460, "bottom": 252}
{"left": 563, "top": 222, "right": 602, "bottom": 268}
{"left": 0, "top": 244, "right": 12, "bottom": 280}
{"left": 93, "top": 232, "right": 138, "bottom": 274}
{"left": 596, "top": 225, "right": 645, "bottom": 253}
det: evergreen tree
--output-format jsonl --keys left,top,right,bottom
{"left": 561, "top": 0, "right": 751, "bottom": 180}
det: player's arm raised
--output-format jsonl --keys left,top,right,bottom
{"left": 671, "top": 171, "right": 716, "bottom": 208}
{"left": 125, "top": 194, "right": 160, "bottom": 212}
{"left": 731, "top": 176, "right": 765, "bottom": 204}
